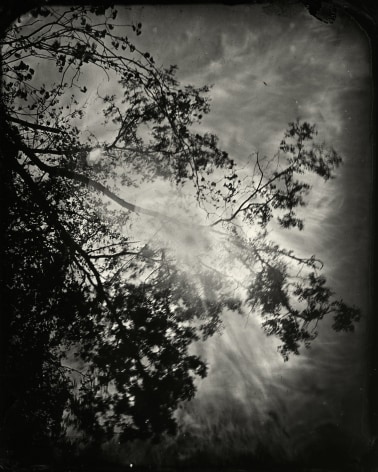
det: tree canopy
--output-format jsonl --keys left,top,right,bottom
{"left": 0, "top": 4, "right": 361, "bottom": 453}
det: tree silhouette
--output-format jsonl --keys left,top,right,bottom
{"left": 0, "top": 5, "right": 361, "bottom": 450}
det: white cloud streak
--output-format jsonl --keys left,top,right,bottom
{"left": 113, "top": 4, "right": 372, "bottom": 439}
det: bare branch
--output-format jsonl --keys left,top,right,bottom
{"left": 7, "top": 115, "right": 64, "bottom": 134}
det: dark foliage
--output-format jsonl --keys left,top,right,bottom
{"left": 0, "top": 4, "right": 361, "bottom": 453}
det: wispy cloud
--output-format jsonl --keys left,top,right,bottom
{"left": 109, "top": 4, "right": 372, "bottom": 457}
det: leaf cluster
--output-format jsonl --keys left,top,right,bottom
{"left": 0, "top": 4, "right": 362, "bottom": 450}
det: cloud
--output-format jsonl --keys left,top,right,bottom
{"left": 60, "top": 4, "right": 372, "bottom": 457}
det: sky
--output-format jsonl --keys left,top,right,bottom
{"left": 11, "top": 2, "right": 373, "bottom": 466}
{"left": 104, "top": 3, "right": 373, "bottom": 465}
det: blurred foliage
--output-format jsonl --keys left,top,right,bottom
{"left": 0, "top": 4, "right": 361, "bottom": 456}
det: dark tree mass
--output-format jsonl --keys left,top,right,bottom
{"left": 0, "top": 5, "right": 361, "bottom": 458}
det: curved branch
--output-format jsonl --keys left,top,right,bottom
{"left": 89, "top": 250, "right": 162, "bottom": 262}
{"left": 210, "top": 162, "right": 293, "bottom": 227}
{"left": 6, "top": 123, "right": 178, "bottom": 221}
{"left": 7, "top": 115, "right": 64, "bottom": 134}
{"left": 4, "top": 149, "right": 130, "bottom": 338}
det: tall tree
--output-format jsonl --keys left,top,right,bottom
{"left": 0, "top": 5, "right": 361, "bottom": 449}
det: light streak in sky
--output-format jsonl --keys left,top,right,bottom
{"left": 9, "top": 3, "right": 372, "bottom": 464}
